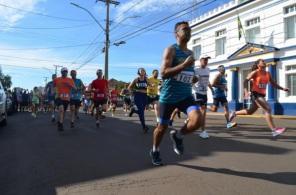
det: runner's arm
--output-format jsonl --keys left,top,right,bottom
{"left": 128, "top": 79, "right": 137, "bottom": 91}
{"left": 269, "top": 73, "right": 289, "bottom": 92}
{"left": 161, "top": 46, "right": 194, "bottom": 79}
{"left": 244, "top": 70, "right": 257, "bottom": 96}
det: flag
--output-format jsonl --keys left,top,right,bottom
{"left": 237, "top": 16, "right": 244, "bottom": 40}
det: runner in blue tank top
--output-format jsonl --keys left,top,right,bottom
{"left": 128, "top": 68, "right": 149, "bottom": 133}
{"left": 208, "top": 65, "right": 237, "bottom": 129}
{"left": 150, "top": 21, "right": 202, "bottom": 166}
{"left": 70, "top": 70, "right": 85, "bottom": 128}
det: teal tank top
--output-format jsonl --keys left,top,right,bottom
{"left": 213, "top": 75, "right": 227, "bottom": 98}
{"left": 159, "top": 44, "right": 195, "bottom": 103}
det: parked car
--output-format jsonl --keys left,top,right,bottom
{"left": 0, "top": 82, "right": 7, "bottom": 126}
{"left": 6, "top": 95, "right": 13, "bottom": 115}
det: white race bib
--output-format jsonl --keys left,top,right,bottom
{"left": 174, "top": 71, "right": 194, "bottom": 84}
{"left": 60, "top": 93, "right": 69, "bottom": 98}
{"left": 97, "top": 93, "right": 105, "bottom": 98}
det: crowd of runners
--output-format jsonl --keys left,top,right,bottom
{"left": 25, "top": 21, "right": 289, "bottom": 166}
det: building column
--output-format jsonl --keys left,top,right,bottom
{"left": 267, "top": 62, "right": 279, "bottom": 114}
{"left": 229, "top": 67, "right": 240, "bottom": 111}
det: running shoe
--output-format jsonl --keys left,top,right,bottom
{"left": 57, "top": 122, "right": 64, "bottom": 131}
{"left": 272, "top": 127, "right": 286, "bottom": 137}
{"left": 229, "top": 111, "right": 236, "bottom": 122}
{"left": 199, "top": 131, "right": 210, "bottom": 139}
{"left": 129, "top": 107, "right": 135, "bottom": 117}
{"left": 143, "top": 126, "right": 149, "bottom": 133}
{"left": 170, "top": 130, "right": 184, "bottom": 155}
{"left": 96, "top": 120, "right": 100, "bottom": 128}
{"left": 226, "top": 122, "right": 237, "bottom": 129}
{"left": 70, "top": 122, "right": 74, "bottom": 128}
{"left": 150, "top": 149, "right": 163, "bottom": 166}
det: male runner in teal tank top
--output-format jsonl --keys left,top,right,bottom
{"left": 150, "top": 21, "right": 202, "bottom": 166}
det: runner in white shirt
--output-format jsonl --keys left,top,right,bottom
{"left": 193, "top": 54, "right": 213, "bottom": 139}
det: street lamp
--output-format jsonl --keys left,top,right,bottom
{"left": 113, "top": 41, "right": 126, "bottom": 46}
{"left": 70, "top": 2, "right": 105, "bottom": 31}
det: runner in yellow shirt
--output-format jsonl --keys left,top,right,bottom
{"left": 147, "top": 69, "right": 161, "bottom": 124}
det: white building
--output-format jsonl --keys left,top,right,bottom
{"left": 189, "top": 0, "right": 296, "bottom": 115}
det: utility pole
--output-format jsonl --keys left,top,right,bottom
{"left": 44, "top": 77, "right": 48, "bottom": 86}
{"left": 53, "top": 65, "right": 63, "bottom": 76}
{"left": 96, "top": 0, "right": 120, "bottom": 80}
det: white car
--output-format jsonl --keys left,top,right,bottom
{"left": 0, "top": 81, "right": 7, "bottom": 126}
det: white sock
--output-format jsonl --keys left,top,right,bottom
{"left": 152, "top": 145, "right": 159, "bottom": 152}
{"left": 156, "top": 117, "right": 160, "bottom": 123}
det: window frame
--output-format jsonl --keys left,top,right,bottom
{"left": 285, "top": 65, "right": 296, "bottom": 97}
{"left": 215, "top": 29, "right": 227, "bottom": 57}
{"left": 284, "top": 4, "right": 296, "bottom": 40}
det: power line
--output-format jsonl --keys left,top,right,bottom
{"left": 71, "top": 33, "right": 104, "bottom": 65}
{"left": 0, "top": 3, "right": 90, "bottom": 22}
{"left": 0, "top": 54, "right": 72, "bottom": 64}
{"left": 0, "top": 42, "right": 104, "bottom": 51}
{"left": 111, "top": 0, "right": 210, "bottom": 43}
{"left": 0, "top": 63, "right": 51, "bottom": 70}
{"left": 0, "top": 23, "right": 95, "bottom": 30}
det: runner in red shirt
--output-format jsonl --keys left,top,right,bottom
{"left": 90, "top": 69, "right": 108, "bottom": 127}
{"left": 109, "top": 88, "right": 118, "bottom": 117}
{"left": 54, "top": 67, "right": 75, "bottom": 131}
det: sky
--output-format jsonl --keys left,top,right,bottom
{"left": 0, "top": 0, "right": 231, "bottom": 89}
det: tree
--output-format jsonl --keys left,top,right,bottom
{"left": 0, "top": 69, "right": 12, "bottom": 89}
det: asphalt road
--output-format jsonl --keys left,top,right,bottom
{"left": 0, "top": 110, "right": 295, "bottom": 195}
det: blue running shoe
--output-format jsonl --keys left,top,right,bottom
{"left": 150, "top": 149, "right": 163, "bottom": 166}
{"left": 170, "top": 130, "right": 184, "bottom": 155}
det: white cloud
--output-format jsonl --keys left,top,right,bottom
{"left": 0, "top": 0, "right": 45, "bottom": 26}
{"left": 115, "top": 0, "right": 198, "bottom": 22}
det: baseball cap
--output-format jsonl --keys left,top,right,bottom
{"left": 61, "top": 67, "right": 68, "bottom": 72}
{"left": 199, "top": 54, "right": 211, "bottom": 60}
{"left": 96, "top": 69, "right": 103, "bottom": 74}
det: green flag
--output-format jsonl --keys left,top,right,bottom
{"left": 237, "top": 16, "right": 244, "bottom": 40}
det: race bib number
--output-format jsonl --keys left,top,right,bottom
{"left": 60, "top": 93, "right": 69, "bottom": 98}
{"left": 258, "top": 83, "right": 267, "bottom": 89}
{"left": 174, "top": 71, "right": 194, "bottom": 84}
{"left": 97, "top": 93, "right": 105, "bottom": 98}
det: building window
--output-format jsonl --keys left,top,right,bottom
{"left": 215, "top": 29, "right": 226, "bottom": 56}
{"left": 284, "top": 4, "right": 296, "bottom": 14}
{"left": 193, "top": 45, "right": 201, "bottom": 60}
{"left": 284, "top": 5, "right": 296, "bottom": 39}
{"left": 246, "top": 27, "right": 260, "bottom": 43}
{"left": 245, "top": 17, "right": 260, "bottom": 43}
{"left": 193, "top": 38, "right": 200, "bottom": 45}
{"left": 286, "top": 65, "right": 296, "bottom": 96}
{"left": 246, "top": 17, "right": 260, "bottom": 27}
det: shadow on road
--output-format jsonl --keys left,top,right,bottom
{"left": 0, "top": 112, "right": 294, "bottom": 194}
{"left": 176, "top": 163, "right": 296, "bottom": 185}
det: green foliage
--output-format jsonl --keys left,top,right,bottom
{"left": 0, "top": 70, "right": 12, "bottom": 89}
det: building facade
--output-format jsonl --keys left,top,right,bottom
{"left": 189, "top": 0, "right": 296, "bottom": 115}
